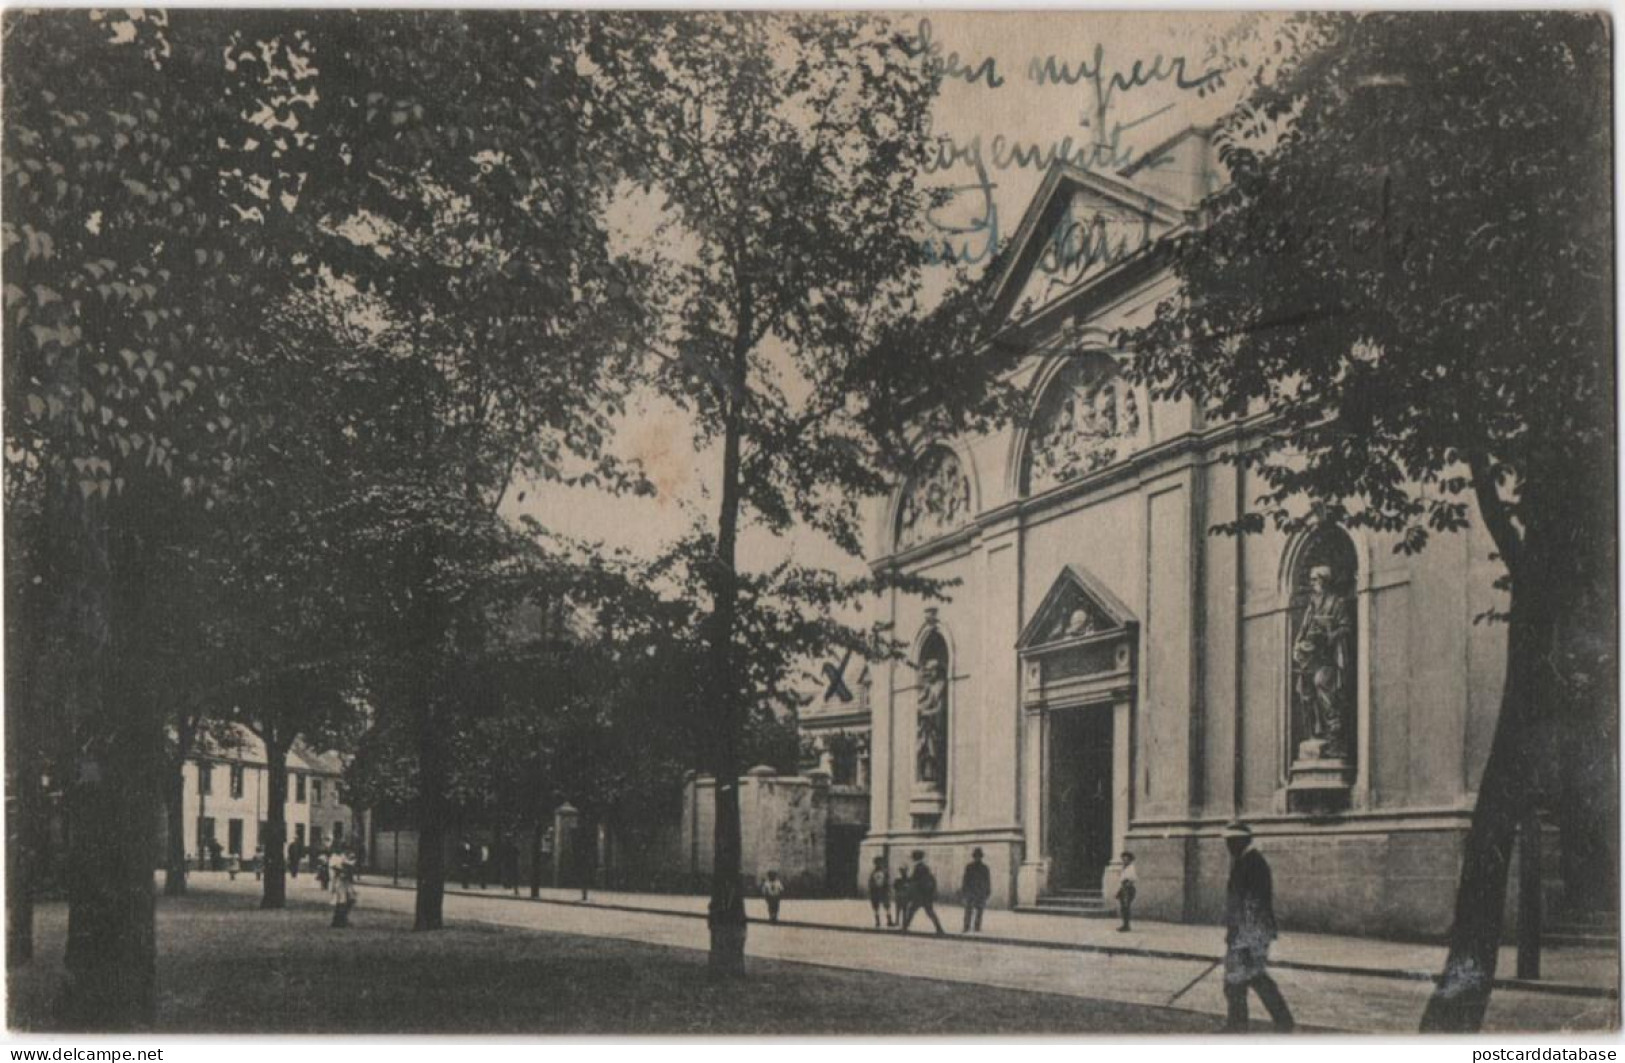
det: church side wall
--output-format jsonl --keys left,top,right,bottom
{"left": 862, "top": 261, "right": 1512, "bottom": 937}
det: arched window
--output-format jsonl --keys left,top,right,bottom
{"left": 1286, "top": 525, "right": 1359, "bottom": 770}
{"left": 895, "top": 446, "right": 971, "bottom": 550}
{"left": 1024, "top": 355, "right": 1140, "bottom": 495}
{"left": 914, "top": 630, "right": 950, "bottom": 794}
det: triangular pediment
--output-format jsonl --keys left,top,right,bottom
{"left": 987, "top": 162, "right": 1184, "bottom": 333}
{"left": 1017, "top": 565, "right": 1138, "bottom": 651}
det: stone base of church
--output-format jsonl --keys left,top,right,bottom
{"left": 860, "top": 815, "right": 1565, "bottom": 939}
{"left": 859, "top": 829, "right": 1023, "bottom": 908}
{"left": 1122, "top": 815, "right": 1561, "bottom": 941}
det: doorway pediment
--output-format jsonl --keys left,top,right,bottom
{"left": 1019, "top": 566, "right": 1138, "bottom": 711}
{"left": 1018, "top": 565, "right": 1137, "bottom": 652}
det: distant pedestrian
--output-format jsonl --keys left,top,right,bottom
{"left": 328, "top": 849, "right": 358, "bottom": 928}
{"left": 478, "top": 843, "right": 491, "bottom": 889}
{"left": 287, "top": 840, "right": 303, "bottom": 880}
{"left": 1221, "top": 822, "right": 1294, "bottom": 1033}
{"left": 900, "top": 850, "right": 945, "bottom": 935}
{"left": 867, "top": 856, "right": 893, "bottom": 927}
{"left": 315, "top": 850, "right": 330, "bottom": 890}
{"left": 227, "top": 851, "right": 240, "bottom": 881}
{"left": 960, "top": 847, "right": 991, "bottom": 933}
{"left": 1116, "top": 851, "right": 1137, "bottom": 932}
{"left": 761, "top": 870, "right": 785, "bottom": 923}
{"left": 253, "top": 844, "right": 265, "bottom": 882}
{"left": 893, "top": 865, "right": 911, "bottom": 930}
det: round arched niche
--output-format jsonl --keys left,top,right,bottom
{"left": 895, "top": 446, "right": 971, "bottom": 550}
{"left": 1023, "top": 355, "right": 1141, "bottom": 495}
{"left": 1284, "top": 523, "right": 1360, "bottom": 803}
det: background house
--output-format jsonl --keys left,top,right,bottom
{"left": 161, "top": 724, "right": 363, "bottom": 868}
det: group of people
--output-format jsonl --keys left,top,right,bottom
{"left": 853, "top": 823, "right": 1292, "bottom": 1034}
{"left": 274, "top": 839, "right": 362, "bottom": 927}
{"left": 863, "top": 847, "right": 985, "bottom": 934}
{"left": 456, "top": 840, "right": 524, "bottom": 893}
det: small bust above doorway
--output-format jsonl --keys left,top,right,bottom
{"left": 1018, "top": 565, "right": 1138, "bottom": 711}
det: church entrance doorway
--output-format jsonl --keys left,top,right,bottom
{"left": 1047, "top": 708, "right": 1114, "bottom": 891}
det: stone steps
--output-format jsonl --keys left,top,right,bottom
{"left": 1021, "top": 888, "right": 1117, "bottom": 919}
{"left": 1016, "top": 904, "right": 1117, "bottom": 919}
{"left": 1545, "top": 908, "right": 1618, "bottom": 949}
{"left": 1544, "top": 930, "right": 1618, "bottom": 949}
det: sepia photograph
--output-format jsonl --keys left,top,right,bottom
{"left": 1, "top": 5, "right": 1617, "bottom": 1041}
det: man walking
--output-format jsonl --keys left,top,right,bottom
{"left": 893, "top": 865, "right": 911, "bottom": 930}
{"left": 1222, "top": 821, "right": 1295, "bottom": 1033}
{"left": 960, "top": 848, "right": 990, "bottom": 933}
{"left": 900, "top": 850, "right": 945, "bottom": 935}
{"left": 867, "top": 856, "right": 893, "bottom": 928}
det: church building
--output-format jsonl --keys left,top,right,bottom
{"left": 858, "top": 128, "right": 1515, "bottom": 938}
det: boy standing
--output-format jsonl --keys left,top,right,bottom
{"left": 867, "top": 856, "right": 893, "bottom": 927}
{"left": 761, "top": 870, "right": 785, "bottom": 924}
{"left": 1116, "top": 851, "right": 1137, "bottom": 932}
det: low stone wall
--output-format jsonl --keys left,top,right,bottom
{"left": 682, "top": 767, "right": 834, "bottom": 895}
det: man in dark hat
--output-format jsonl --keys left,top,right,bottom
{"left": 960, "top": 848, "right": 991, "bottom": 933}
{"left": 1222, "top": 821, "right": 1295, "bottom": 1033}
{"left": 900, "top": 850, "right": 945, "bottom": 935}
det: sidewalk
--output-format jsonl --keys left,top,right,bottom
{"left": 363, "top": 875, "right": 1618, "bottom": 993}
{"left": 312, "top": 873, "right": 1617, "bottom": 1033}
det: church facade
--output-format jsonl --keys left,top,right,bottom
{"left": 857, "top": 129, "right": 1514, "bottom": 938}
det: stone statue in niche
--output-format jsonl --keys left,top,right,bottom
{"left": 896, "top": 448, "right": 971, "bottom": 550}
{"left": 915, "top": 657, "right": 947, "bottom": 788}
{"left": 1292, "top": 563, "right": 1355, "bottom": 762}
{"left": 1027, "top": 359, "right": 1141, "bottom": 494}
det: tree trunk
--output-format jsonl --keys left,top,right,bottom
{"left": 162, "top": 762, "right": 187, "bottom": 897}
{"left": 7, "top": 766, "right": 37, "bottom": 966}
{"left": 6, "top": 665, "right": 41, "bottom": 966}
{"left": 260, "top": 729, "right": 290, "bottom": 910}
{"left": 413, "top": 690, "right": 447, "bottom": 929}
{"left": 60, "top": 495, "right": 160, "bottom": 1030}
{"left": 411, "top": 554, "right": 449, "bottom": 931}
{"left": 62, "top": 720, "right": 160, "bottom": 1030}
{"left": 1515, "top": 807, "right": 1543, "bottom": 980}
{"left": 705, "top": 336, "right": 749, "bottom": 977}
{"left": 7, "top": 483, "right": 61, "bottom": 967}
{"left": 1419, "top": 585, "right": 1554, "bottom": 1031}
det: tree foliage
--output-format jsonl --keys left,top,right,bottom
{"left": 584, "top": 12, "right": 1022, "bottom": 972}
{"left": 1120, "top": 11, "right": 1613, "bottom": 1032}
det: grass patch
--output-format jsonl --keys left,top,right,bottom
{"left": 10, "top": 889, "right": 1224, "bottom": 1034}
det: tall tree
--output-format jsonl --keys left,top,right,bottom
{"left": 267, "top": 9, "right": 647, "bottom": 930}
{"left": 1121, "top": 11, "right": 1612, "bottom": 1031}
{"left": 591, "top": 12, "right": 1018, "bottom": 973}
{"left": 2, "top": 10, "right": 308, "bottom": 1026}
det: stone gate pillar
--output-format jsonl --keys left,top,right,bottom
{"left": 552, "top": 802, "right": 580, "bottom": 889}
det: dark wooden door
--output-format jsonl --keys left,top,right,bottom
{"left": 1047, "top": 709, "right": 1114, "bottom": 890}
